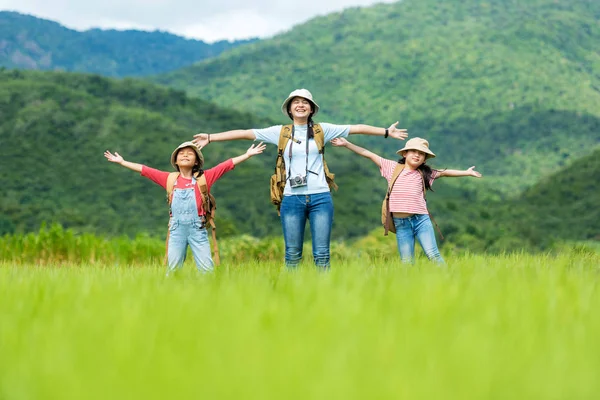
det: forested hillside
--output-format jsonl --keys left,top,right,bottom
{"left": 0, "top": 11, "right": 256, "bottom": 76}
{"left": 1, "top": 69, "right": 598, "bottom": 250}
{"left": 0, "top": 70, "right": 277, "bottom": 237}
{"left": 155, "top": 0, "right": 600, "bottom": 191}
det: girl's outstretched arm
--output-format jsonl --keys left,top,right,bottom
{"left": 104, "top": 151, "right": 143, "bottom": 173}
{"left": 192, "top": 129, "right": 256, "bottom": 149}
{"left": 331, "top": 138, "right": 382, "bottom": 168}
{"left": 231, "top": 142, "right": 267, "bottom": 166}
{"left": 348, "top": 121, "right": 408, "bottom": 141}
{"left": 438, "top": 167, "right": 482, "bottom": 178}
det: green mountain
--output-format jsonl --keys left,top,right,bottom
{"left": 155, "top": 0, "right": 600, "bottom": 191}
{"left": 0, "top": 68, "right": 499, "bottom": 242}
{"left": 1, "top": 69, "right": 598, "bottom": 252}
{"left": 0, "top": 11, "right": 257, "bottom": 77}
{"left": 445, "top": 147, "right": 600, "bottom": 252}
{"left": 0, "top": 69, "right": 279, "bottom": 237}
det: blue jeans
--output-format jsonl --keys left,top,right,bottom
{"left": 280, "top": 192, "right": 333, "bottom": 268}
{"left": 393, "top": 214, "right": 445, "bottom": 264}
{"left": 167, "top": 220, "right": 214, "bottom": 273}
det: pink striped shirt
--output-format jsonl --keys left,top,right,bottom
{"left": 380, "top": 158, "right": 439, "bottom": 214}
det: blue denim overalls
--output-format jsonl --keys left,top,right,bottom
{"left": 167, "top": 177, "right": 214, "bottom": 273}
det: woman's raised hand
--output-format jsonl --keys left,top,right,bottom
{"left": 104, "top": 150, "right": 124, "bottom": 164}
{"left": 388, "top": 121, "right": 408, "bottom": 140}
{"left": 192, "top": 133, "right": 210, "bottom": 149}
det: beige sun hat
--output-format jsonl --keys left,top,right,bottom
{"left": 170, "top": 141, "right": 204, "bottom": 170}
{"left": 396, "top": 137, "right": 436, "bottom": 159}
{"left": 281, "top": 88, "right": 320, "bottom": 119}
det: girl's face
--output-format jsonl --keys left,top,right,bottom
{"left": 288, "top": 97, "right": 313, "bottom": 120}
{"left": 176, "top": 147, "right": 198, "bottom": 169}
{"left": 403, "top": 150, "right": 427, "bottom": 167}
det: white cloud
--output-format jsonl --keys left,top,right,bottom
{"left": 0, "top": 0, "right": 398, "bottom": 42}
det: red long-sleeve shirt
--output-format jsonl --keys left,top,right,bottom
{"left": 141, "top": 159, "right": 235, "bottom": 216}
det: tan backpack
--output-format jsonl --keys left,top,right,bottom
{"left": 165, "top": 172, "right": 220, "bottom": 265}
{"left": 270, "top": 123, "right": 337, "bottom": 214}
{"left": 381, "top": 163, "right": 442, "bottom": 239}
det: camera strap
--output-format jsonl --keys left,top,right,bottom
{"left": 287, "top": 125, "right": 310, "bottom": 184}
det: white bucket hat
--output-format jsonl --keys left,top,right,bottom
{"left": 396, "top": 137, "right": 436, "bottom": 159}
{"left": 170, "top": 141, "right": 204, "bottom": 169}
{"left": 281, "top": 88, "right": 320, "bottom": 119}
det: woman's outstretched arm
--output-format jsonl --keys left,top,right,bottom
{"left": 192, "top": 129, "right": 256, "bottom": 149}
{"left": 348, "top": 121, "right": 408, "bottom": 141}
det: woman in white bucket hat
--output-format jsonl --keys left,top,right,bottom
{"left": 332, "top": 136, "right": 482, "bottom": 264}
{"left": 192, "top": 88, "right": 408, "bottom": 269}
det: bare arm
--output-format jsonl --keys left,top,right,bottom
{"left": 330, "top": 138, "right": 382, "bottom": 168}
{"left": 231, "top": 142, "right": 267, "bottom": 166}
{"left": 192, "top": 129, "right": 256, "bottom": 149}
{"left": 104, "top": 151, "right": 143, "bottom": 173}
{"left": 438, "top": 167, "right": 482, "bottom": 178}
{"left": 348, "top": 121, "right": 408, "bottom": 141}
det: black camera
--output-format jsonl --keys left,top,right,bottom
{"left": 289, "top": 174, "right": 307, "bottom": 188}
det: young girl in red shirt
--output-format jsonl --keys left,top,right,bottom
{"left": 104, "top": 141, "right": 265, "bottom": 273}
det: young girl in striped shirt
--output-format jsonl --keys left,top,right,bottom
{"left": 331, "top": 137, "right": 482, "bottom": 264}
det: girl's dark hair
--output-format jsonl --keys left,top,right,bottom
{"left": 397, "top": 157, "right": 436, "bottom": 191}
{"left": 193, "top": 166, "right": 204, "bottom": 177}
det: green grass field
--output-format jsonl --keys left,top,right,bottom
{"left": 1, "top": 254, "right": 599, "bottom": 399}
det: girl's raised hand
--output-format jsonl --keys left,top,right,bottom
{"left": 104, "top": 150, "right": 124, "bottom": 164}
{"left": 192, "top": 133, "right": 209, "bottom": 149}
{"left": 468, "top": 166, "right": 482, "bottom": 178}
{"left": 388, "top": 121, "right": 408, "bottom": 140}
{"left": 330, "top": 138, "right": 349, "bottom": 147}
{"left": 246, "top": 142, "right": 266, "bottom": 157}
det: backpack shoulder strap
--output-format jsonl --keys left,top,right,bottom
{"left": 195, "top": 173, "right": 220, "bottom": 265}
{"left": 196, "top": 173, "right": 210, "bottom": 210}
{"left": 313, "top": 123, "right": 324, "bottom": 153}
{"left": 386, "top": 163, "right": 405, "bottom": 196}
{"left": 417, "top": 169, "right": 427, "bottom": 199}
{"left": 278, "top": 125, "right": 293, "bottom": 153}
{"left": 166, "top": 172, "right": 180, "bottom": 204}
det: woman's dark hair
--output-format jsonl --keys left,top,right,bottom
{"left": 307, "top": 115, "right": 315, "bottom": 139}
{"left": 397, "top": 157, "right": 436, "bottom": 191}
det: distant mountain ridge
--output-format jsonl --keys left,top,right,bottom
{"left": 0, "top": 11, "right": 257, "bottom": 76}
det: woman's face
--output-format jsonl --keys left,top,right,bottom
{"left": 288, "top": 97, "right": 313, "bottom": 120}
{"left": 176, "top": 147, "right": 198, "bottom": 169}
{"left": 403, "top": 150, "right": 427, "bottom": 167}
